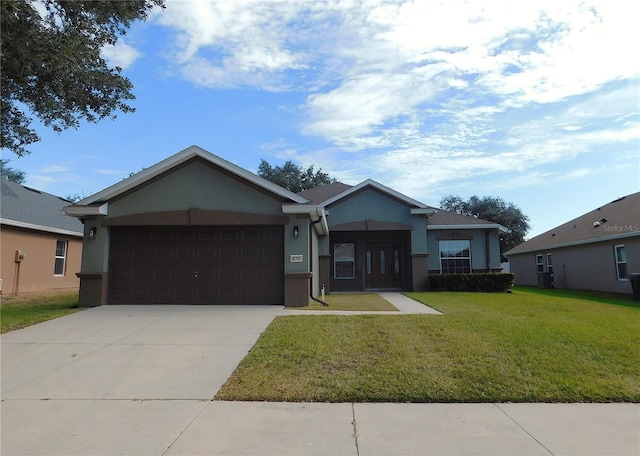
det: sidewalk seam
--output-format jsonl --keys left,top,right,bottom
{"left": 352, "top": 403, "right": 360, "bottom": 456}
{"left": 494, "top": 403, "right": 555, "bottom": 456}
{"left": 161, "top": 399, "right": 213, "bottom": 456}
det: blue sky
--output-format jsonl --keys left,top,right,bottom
{"left": 6, "top": 0, "right": 639, "bottom": 238}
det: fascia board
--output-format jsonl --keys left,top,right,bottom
{"left": 78, "top": 145, "right": 308, "bottom": 205}
{"left": 321, "top": 179, "right": 429, "bottom": 209}
{"left": 428, "top": 223, "right": 510, "bottom": 233}
{"left": 1, "top": 219, "right": 83, "bottom": 237}
{"left": 63, "top": 203, "right": 109, "bottom": 217}
{"left": 411, "top": 208, "right": 438, "bottom": 216}
{"left": 282, "top": 204, "right": 319, "bottom": 213}
{"left": 281, "top": 204, "right": 329, "bottom": 235}
{"left": 505, "top": 231, "right": 640, "bottom": 256}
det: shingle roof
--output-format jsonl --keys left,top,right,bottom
{"left": 1, "top": 180, "right": 83, "bottom": 235}
{"left": 297, "top": 182, "right": 353, "bottom": 204}
{"left": 297, "top": 182, "right": 506, "bottom": 230}
{"left": 506, "top": 191, "right": 640, "bottom": 255}
{"left": 427, "top": 210, "right": 505, "bottom": 227}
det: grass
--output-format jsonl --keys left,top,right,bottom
{"left": 302, "top": 293, "right": 398, "bottom": 311}
{"left": 1, "top": 291, "right": 81, "bottom": 334}
{"left": 216, "top": 288, "right": 640, "bottom": 403}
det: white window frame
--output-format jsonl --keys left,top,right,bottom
{"left": 54, "top": 240, "right": 68, "bottom": 277}
{"left": 439, "top": 240, "right": 471, "bottom": 274}
{"left": 546, "top": 253, "right": 553, "bottom": 274}
{"left": 614, "top": 244, "right": 628, "bottom": 281}
{"left": 536, "top": 255, "right": 544, "bottom": 273}
{"left": 334, "top": 243, "right": 355, "bottom": 279}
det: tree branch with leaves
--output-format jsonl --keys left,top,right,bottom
{"left": 257, "top": 159, "right": 336, "bottom": 193}
{"left": 440, "top": 194, "right": 530, "bottom": 258}
{"left": 1, "top": 0, "right": 164, "bottom": 156}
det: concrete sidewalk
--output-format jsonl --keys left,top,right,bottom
{"left": 2, "top": 303, "right": 638, "bottom": 455}
{"left": 4, "top": 399, "right": 637, "bottom": 455}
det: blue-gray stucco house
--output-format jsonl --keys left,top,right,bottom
{"left": 65, "top": 145, "right": 507, "bottom": 307}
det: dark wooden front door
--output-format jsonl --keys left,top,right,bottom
{"left": 367, "top": 243, "right": 402, "bottom": 289}
{"left": 109, "top": 226, "right": 284, "bottom": 305}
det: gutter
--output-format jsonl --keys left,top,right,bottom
{"left": 1, "top": 219, "right": 83, "bottom": 237}
{"left": 505, "top": 230, "right": 640, "bottom": 256}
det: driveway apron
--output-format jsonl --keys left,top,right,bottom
{"left": 1, "top": 305, "right": 281, "bottom": 455}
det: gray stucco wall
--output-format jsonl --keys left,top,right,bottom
{"left": 325, "top": 188, "right": 428, "bottom": 254}
{"left": 108, "top": 159, "right": 284, "bottom": 217}
{"left": 508, "top": 236, "right": 640, "bottom": 294}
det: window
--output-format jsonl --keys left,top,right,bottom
{"left": 615, "top": 245, "right": 628, "bottom": 280}
{"left": 54, "top": 240, "right": 68, "bottom": 276}
{"left": 439, "top": 240, "right": 471, "bottom": 274}
{"left": 536, "top": 255, "right": 544, "bottom": 273}
{"left": 334, "top": 243, "right": 355, "bottom": 279}
{"left": 546, "top": 254, "right": 553, "bottom": 274}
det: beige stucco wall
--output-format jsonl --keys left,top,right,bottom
{"left": 508, "top": 236, "right": 640, "bottom": 294}
{"left": 1, "top": 227, "right": 82, "bottom": 294}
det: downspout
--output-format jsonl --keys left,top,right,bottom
{"left": 309, "top": 216, "right": 329, "bottom": 306}
{"left": 485, "top": 230, "right": 492, "bottom": 272}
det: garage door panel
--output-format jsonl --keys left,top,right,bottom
{"left": 263, "top": 247, "right": 282, "bottom": 261}
{"left": 242, "top": 248, "right": 261, "bottom": 261}
{"left": 109, "top": 226, "right": 283, "bottom": 305}
{"left": 220, "top": 229, "right": 239, "bottom": 240}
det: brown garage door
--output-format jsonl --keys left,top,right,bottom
{"left": 109, "top": 226, "right": 284, "bottom": 304}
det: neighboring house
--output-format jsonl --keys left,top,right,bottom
{"left": 64, "top": 145, "right": 507, "bottom": 307}
{"left": 505, "top": 192, "right": 640, "bottom": 294}
{"left": 1, "top": 180, "right": 83, "bottom": 294}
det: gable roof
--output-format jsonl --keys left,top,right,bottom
{"left": 427, "top": 210, "right": 510, "bottom": 231}
{"left": 1, "top": 180, "right": 83, "bottom": 236}
{"left": 506, "top": 191, "right": 640, "bottom": 256}
{"left": 73, "top": 145, "right": 309, "bottom": 207}
{"left": 297, "top": 180, "right": 508, "bottom": 231}
{"left": 318, "top": 179, "right": 434, "bottom": 210}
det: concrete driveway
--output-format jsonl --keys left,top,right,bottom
{"left": 2, "top": 304, "right": 638, "bottom": 455}
{"left": 1, "top": 305, "right": 281, "bottom": 455}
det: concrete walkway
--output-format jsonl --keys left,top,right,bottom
{"left": 2, "top": 303, "right": 638, "bottom": 455}
{"left": 280, "top": 292, "right": 442, "bottom": 315}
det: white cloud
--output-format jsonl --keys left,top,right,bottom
{"left": 101, "top": 39, "right": 142, "bottom": 69}
{"left": 151, "top": 0, "right": 639, "bottom": 196}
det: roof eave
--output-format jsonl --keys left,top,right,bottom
{"left": 321, "top": 179, "right": 429, "bottom": 209}
{"left": 76, "top": 145, "right": 309, "bottom": 206}
{"left": 63, "top": 203, "right": 109, "bottom": 217}
{"left": 411, "top": 208, "right": 438, "bottom": 216}
{"left": 428, "top": 223, "right": 510, "bottom": 233}
{"left": 1, "top": 218, "right": 83, "bottom": 237}
{"left": 282, "top": 204, "right": 329, "bottom": 235}
{"left": 505, "top": 230, "right": 640, "bottom": 256}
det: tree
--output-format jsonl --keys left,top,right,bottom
{"left": 257, "top": 159, "right": 337, "bottom": 193}
{"left": 1, "top": 0, "right": 164, "bottom": 156}
{"left": 0, "top": 159, "right": 26, "bottom": 183}
{"left": 440, "top": 195, "right": 530, "bottom": 257}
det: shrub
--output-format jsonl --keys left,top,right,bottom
{"left": 428, "top": 273, "right": 514, "bottom": 292}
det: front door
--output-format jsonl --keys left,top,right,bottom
{"left": 366, "top": 243, "right": 401, "bottom": 289}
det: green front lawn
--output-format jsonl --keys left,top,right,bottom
{"left": 1, "top": 291, "right": 81, "bottom": 334}
{"left": 216, "top": 288, "right": 640, "bottom": 402}
{"left": 303, "top": 293, "right": 398, "bottom": 311}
